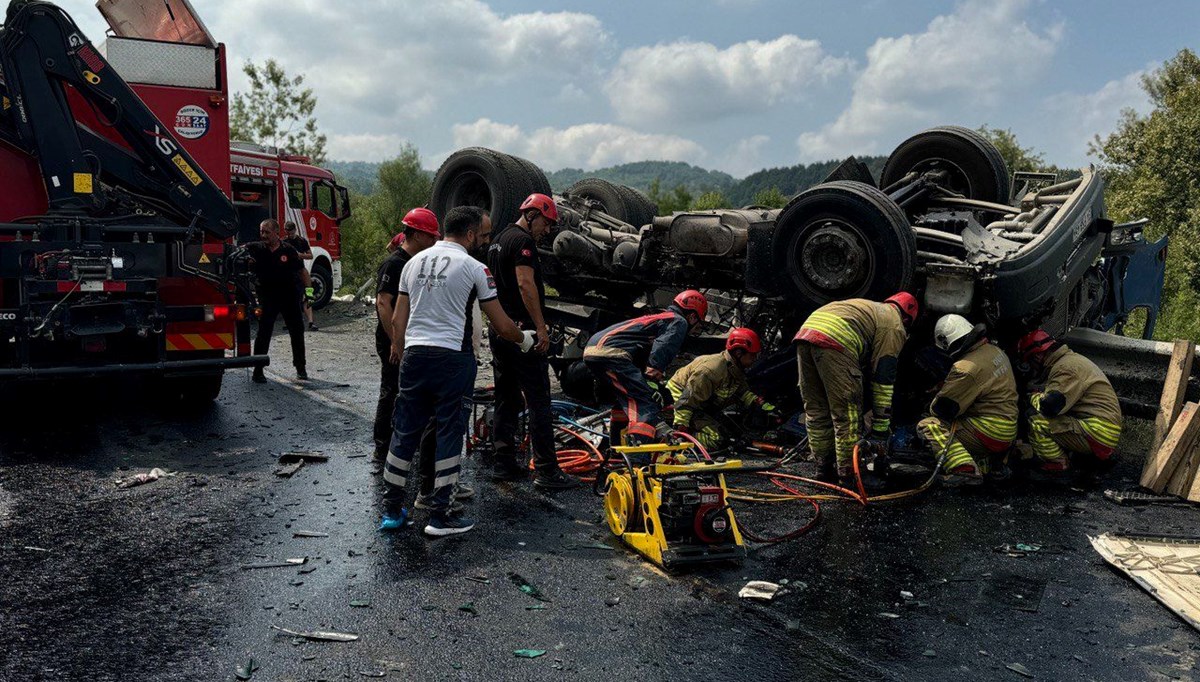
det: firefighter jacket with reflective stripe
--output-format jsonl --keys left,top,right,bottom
{"left": 1033, "top": 345, "right": 1123, "bottom": 426}
{"left": 795, "top": 298, "right": 907, "bottom": 432}
{"left": 666, "top": 351, "right": 757, "bottom": 427}
{"left": 583, "top": 309, "right": 690, "bottom": 372}
{"left": 932, "top": 341, "right": 1019, "bottom": 424}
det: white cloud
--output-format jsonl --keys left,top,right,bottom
{"left": 797, "top": 0, "right": 1061, "bottom": 161}
{"left": 719, "top": 135, "right": 772, "bottom": 178}
{"left": 605, "top": 36, "right": 853, "bottom": 127}
{"left": 450, "top": 119, "right": 707, "bottom": 170}
{"left": 326, "top": 133, "right": 416, "bottom": 163}
{"left": 1044, "top": 69, "right": 1151, "bottom": 161}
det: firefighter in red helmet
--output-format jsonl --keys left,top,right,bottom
{"left": 584, "top": 290, "right": 708, "bottom": 447}
{"left": 666, "top": 327, "right": 777, "bottom": 449}
{"left": 795, "top": 292, "right": 917, "bottom": 485}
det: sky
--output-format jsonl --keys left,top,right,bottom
{"left": 57, "top": 0, "right": 1199, "bottom": 176}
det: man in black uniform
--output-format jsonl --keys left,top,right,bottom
{"left": 372, "top": 208, "right": 440, "bottom": 470}
{"left": 283, "top": 221, "right": 319, "bottom": 331}
{"left": 248, "top": 218, "right": 307, "bottom": 382}
{"left": 487, "top": 193, "right": 579, "bottom": 489}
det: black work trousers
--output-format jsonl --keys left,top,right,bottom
{"left": 376, "top": 348, "right": 436, "bottom": 495}
{"left": 490, "top": 331, "right": 559, "bottom": 474}
{"left": 255, "top": 291, "right": 306, "bottom": 369}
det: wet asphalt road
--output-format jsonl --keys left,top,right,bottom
{"left": 0, "top": 301, "right": 1197, "bottom": 681}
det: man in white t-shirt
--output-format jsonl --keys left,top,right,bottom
{"left": 381, "top": 206, "right": 533, "bottom": 537}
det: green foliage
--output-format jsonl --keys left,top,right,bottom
{"left": 647, "top": 179, "right": 693, "bottom": 214}
{"left": 1093, "top": 49, "right": 1200, "bottom": 341}
{"left": 336, "top": 145, "right": 432, "bottom": 290}
{"left": 977, "top": 125, "right": 1046, "bottom": 174}
{"left": 231, "top": 59, "right": 327, "bottom": 164}
{"left": 727, "top": 157, "right": 888, "bottom": 206}
{"left": 691, "top": 191, "right": 730, "bottom": 210}
{"left": 751, "top": 187, "right": 789, "bottom": 208}
{"left": 549, "top": 161, "right": 734, "bottom": 196}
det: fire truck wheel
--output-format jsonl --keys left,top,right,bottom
{"left": 310, "top": 262, "right": 334, "bottom": 310}
{"left": 772, "top": 180, "right": 916, "bottom": 308}
{"left": 880, "top": 125, "right": 1011, "bottom": 217}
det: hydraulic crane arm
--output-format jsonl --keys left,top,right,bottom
{"left": 0, "top": 0, "right": 238, "bottom": 237}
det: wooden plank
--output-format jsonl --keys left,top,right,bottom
{"left": 1152, "top": 339, "right": 1195, "bottom": 453}
{"left": 1142, "top": 401, "right": 1200, "bottom": 492}
{"left": 1166, "top": 437, "right": 1200, "bottom": 497}
{"left": 1187, "top": 459, "right": 1200, "bottom": 502}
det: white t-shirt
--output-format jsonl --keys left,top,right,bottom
{"left": 399, "top": 241, "right": 497, "bottom": 352}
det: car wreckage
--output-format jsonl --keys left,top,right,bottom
{"left": 429, "top": 125, "right": 1172, "bottom": 412}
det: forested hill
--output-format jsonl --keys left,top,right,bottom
{"left": 727, "top": 156, "right": 888, "bottom": 205}
{"left": 546, "top": 161, "right": 735, "bottom": 195}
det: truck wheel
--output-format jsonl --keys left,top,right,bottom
{"left": 772, "top": 181, "right": 916, "bottom": 309}
{"left": 310, "top": 261, "right": 334, "bottom": 310}
{"left": 566, "top": 178, "right": 634, "bottom": 223}
{"left": 880, "top": 125, "right": 1011, "bottom": 211}
{"left": 431, "top": 148, "right": 544, "bottom": 228}
{"left": 159, "top": 372, "right": 224, "bottom": 409}
{"left": 617, "top": 184, "right": 658, "bottom": 229}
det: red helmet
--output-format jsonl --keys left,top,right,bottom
{"left": 1017, "top": 329, "right": 1056, "bottom": 363}
{"left": 401, "top": 207, "right": 440, "bottom": 237}
{"left": 727, "top": 327, "right": 762, "bottom": 354}
{"left": 519, "top": 193, "right": 558, "bottom": 223}
{"left": 885, "top": 291, "right": 919, "bottom": 325}
{"left": 673, "top": 289, "right": 708, "bottom": 321}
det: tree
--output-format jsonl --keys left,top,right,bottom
{"left": 977, "top": 125, "right": 1046, "bottom": 174}
{"left": 1092, "top": 49, "right": 1200, "bottom": 340}
{"left": 691, "top": 191, "right": 729, "bottom": 211}
{"left": 647, "top": 178, "right": 693, "bottom": 214}
{"left": 337, "top": 145, "right": 432, "bottom": 288}
{"left": 751, "top": 187, "right": 789, "bottom": 208}
{"left": 231, "top": 59, "right": 327, "bottom": 164}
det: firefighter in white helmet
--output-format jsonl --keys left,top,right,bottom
{"left": 917, "top": 314, "right": 1019, "bottom": 486}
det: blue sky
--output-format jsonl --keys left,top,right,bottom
{"left": 58, "top": 0, "right": 1198, "bottom": 176}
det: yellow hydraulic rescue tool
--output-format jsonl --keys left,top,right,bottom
{"left": 603, "top": 443, "right": 754, "bottom": 570}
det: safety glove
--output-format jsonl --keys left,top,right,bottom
{"left": 518, "top": 330, "right": 537, "bottom": 353}
{"left": 304, "top": 287, "right": 315, "bottom": 303}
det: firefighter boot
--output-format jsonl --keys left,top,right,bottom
{"left": 941, "top": 461, "right": 983, "bottom": 488}
{"left": 816, "top": 453, "right": 838, "bottom": 484}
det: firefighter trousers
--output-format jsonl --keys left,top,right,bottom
{"left": 917, "top": 416, "right": 1017, "bottom": 473}
{"left": 584, "top": 356, "right": 666, "bottom": 445}
{"left": 383, "top": 347, "right": 475, "bottom": 516}
{"left": 255, "top": 292, "right": 306, "bottom": 369}
{"left": 797, "top": 343, "right": 863, "bottom": 469}
{"left": 490, "top": 332, "right": 559, "bottom": 474}
{"left": 1028, "top": 414, "right": 1120, "bottom": 463}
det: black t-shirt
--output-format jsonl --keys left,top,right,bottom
{"left": 285, "top": 236, "right": 312, "bottom": 255}
{"left": 487, "top": 224, "right": 543, "bottom": 325}
{"left": 246, "top": 241, "right": 303, "bottom": 298}
{"left": 374, "top": 249, "right": 413, "bottom": 354}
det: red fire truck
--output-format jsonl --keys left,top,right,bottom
{"left": 0, "top": 0, "right": 346, "bottom": 403}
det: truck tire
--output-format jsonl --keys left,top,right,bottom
{"left": 310, "top": 261, "right": 334, "bottom": 310}
{"left": 159, "top": 372, "right": 224, "bottom": 409}
{"left": 880, "top": 125, "right": 1011, "bottom": 210}
{"left": 566, "top": 178, "right": 633, "bottom": 223}
{"left": 617, "top": 184, "right": 658, "bottom": 229}
{"left": 772, "top": 181, "right": 916, "bottom": 310}
{"left": 510, "top": 154, "right": 552, "bottom": 197}
{"left": 430, "top": 148, "right": 524, "bottom": 229}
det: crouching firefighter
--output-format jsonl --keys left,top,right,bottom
{"left": 796, "top": 293, "right": 918, "bottom": 485}
{"left": 584, "top": 290, "right": 708, "bottom": 446}
{"left": 667, "top": 327, "right": 776, "bottom": 449}
{"left": 1017, "top": 329, "right": 1122, "bottom": 477}
{"left": 917, "top": 315, "right": 1018, "bottom": 486}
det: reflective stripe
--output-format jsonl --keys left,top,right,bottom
{"left": 382, "top": 469, "right": 407, "bottom": 487}
{"left": 385, "top": 453, "right": 413, "bottom": 472}
{"left": 871, "top": 382, "right": 894, "bottom": 432}
{"left": 800, "top": 311, "right": 864, "bottom": 357}
{"left": 835, "top": 403, "right": 861, "bottom": 465}
{"left": 607, "top": 371, "right": 639, "bottom": 424}
{"left": 1028, "top": 414, "right": 1066, "bottom": 462}
{"left": 435, "top": 456, "right": 461, "bottom": 471}
{"left": 964, "top": 415, "right": 1018, "bottom": 440}
{"left": 808, "top": 426, "right": 834, "bottom": 461}
{"left": 1080, "top": 418, "right": 1121, "bottom": 447}
{"left": 432, "top": 473, "right": 459, "bottom": 489}
{"left": 918, "top": 417, "right": 975, "bottom": 471}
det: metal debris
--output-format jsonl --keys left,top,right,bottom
{"left": 292, "top": 530, "right": 328, "bottom": 538}
{"left": 234, "top": 657, "right": 259, "bottom": 680}
{"left": 1006, "top": 662, "right": 1034, "bottom": 678}
{"left": 241, "top": 558, "right": 307, "bottom": 570}
{"left": 278, "top": 451, "right": 329, "bottom": 463}
{"left": 116, "top": 467, "right": 173, "bottom": 488}
{"left": 738, "top": 580, "right": 785, "bottom": 601}
{"left": 270, "top": 625, "right": 359, "bottom": 642}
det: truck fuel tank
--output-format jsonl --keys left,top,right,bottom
{"left": 654, "top": 209, "right": 779, "bottom": 257}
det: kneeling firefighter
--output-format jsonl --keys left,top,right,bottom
{"left": 666, "top": 327, "right": 776, "bottom": 449}
{"left": 917, "top": 314, "right": 1019, "bottom": 485}
{"left": 1017, "top": 329, "right": 1122, "bottom": 477}
{"left": 584, "top": 290, "right": 708, "bottom": 446}
{"left": 796, "top": 293, "right": 917, "bottom": 484}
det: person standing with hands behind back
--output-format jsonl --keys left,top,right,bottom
{"left": 381, "top": 206, "right": 535, "bottom": 537}
{"left": 247, "top": 219, "right": 307, "bottom": 383}
{"left": 487, "top": 193, "right": 580, "bottom": 489}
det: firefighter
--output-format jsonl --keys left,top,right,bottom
{"left": 916, "top": 314, "right": 1018, "bottom": 485}
{"left": 283, "top": 221, "right": 319, "bottom": 331}
{"left": 248, "top": 218, "right": 307, "bottom": 382}
{"left": 584, "top": 290, "right": 709, "bottom": 446}
{"left": 1017, "top": 329, "right": 1122, "bottom": 477}
{"left": 371, "top": 208, "right": 440, "bottom": 473}
{"left": 487, "top": 193, "right": 579, "bottom": 489}
{"left": 667, "top": 327, "right": 776, "bottom": 449}
{"left": 795, "top": 293, "right": 917, "bottom": 483}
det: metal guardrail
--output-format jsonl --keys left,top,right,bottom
{"left": 1065, "top": 328, "right": 1199, "bottom": 418}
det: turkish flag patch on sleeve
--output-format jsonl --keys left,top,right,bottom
{"left": 521, "top": 248, "right": 532, "bottom": 258}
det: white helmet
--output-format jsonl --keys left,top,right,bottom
{"left": 934, "top": 314, "right": 975, "bottom": 352}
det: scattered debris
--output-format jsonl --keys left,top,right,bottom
{"left": 213, "top": 447, "right": 257, "bottom": 457}
{"left": 278, "top": 451, "right": 329, "bottom": 464}
{"left": 270, "top": 625, "right": 359, "bottom": 642}
{"left": 605, "top": 596, "right": 620, "bottom": 607}
{"left": 465, "top": 576, "right": 490, "bottom": 584}
{"left": 1005, "top": 662, "right": 1034, "bottom": 678}
{"left": 509, "top": 573, "right": 550, "bottom": 602}
{"left": 525, "top": 604, "right": 548, "bottom": 611}
{"left": 274, "top": 462, "right": 304, "bottom": 478}
{"left": 878, "top": 612, "right": 901, "bottom": 619}
{"left": 241, "top": 558, "right": 306, "bottom": 570}
{"left": 1103, "top": 489, "right": 1188, "bottom": 506}
{"left": 922, "top": 649, "right": 937, "bottom": 658}
{"left": 1090, "top": 532, "right": 1200, "bottom": 631}
{"left": 627, "top": 576, "right": 647, "bottom": 590}
{"left": 738, "top": 580, "right": 785, "bottom": 601}
{"left": 350, "top": 600, "right": 371, "bottom": 608}
{"left": 994, "top": 544, "right": 1042, "bottom": 557}
{"left": 116, "top": 467, "right": 174, "bottom": 488}
{"left": 357, "top": 670, "right": 386, "bottom": 678}
{"left": 458, "top": 602, "right": 478, "bottom": 616}
{"left": 293, "top": 530, "right": 328, "bottom": 538}
{"left": 21, "top": 546, "right": 49, "bottom": 553}
{"left": 234, "top": 657, "right": 259, "bottom": 680}
{"left": 566, "top": 541, "right": 613, "bottom": 551}
{"left": 514, "top": 649, "right": 546, "bottom": 659}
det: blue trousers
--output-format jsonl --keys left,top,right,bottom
{"left": 383, "top": 347, "right": 476, "bottom": 516}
